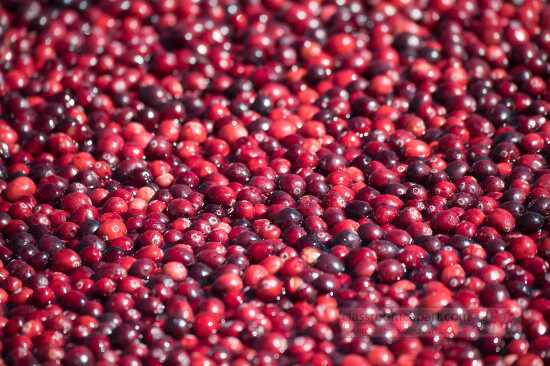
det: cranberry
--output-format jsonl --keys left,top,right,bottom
{"left": 6, "top": 177, "right": 37, "bottom": 202}
{"left": 255, "top": 275, "right": 283, "bottom": 300}
{"left": 193, "top": 313, "right": 220, "bottom": 338}
{"left": 64, "top": 346, "right": 95, "bottom": 366}
{"left": 487, "top": 208, "right": 516, "bottom": 233}
{"left": 432, "top": 210, "right": 460, "bottom": 232}
{"left": 508, "top": 236, "right": 538, "bottom": 259}
{"left": 98, "top": 219, "right": 128, "bottom": 241}
{"left": 481, "top": 283, "right": 510, "bottom": 306}
{"left": 377, "top": 259, "right": 405, "bottom": 283}
{"left": 52, "top": 249, "right": 82, "bottom": 272}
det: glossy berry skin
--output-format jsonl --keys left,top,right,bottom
{"left": 0, "top": 1, "right": 547, "bottom": 365}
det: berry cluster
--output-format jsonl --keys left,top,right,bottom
{"left": 0, "top": 0, "right": 548, "bottom": 365}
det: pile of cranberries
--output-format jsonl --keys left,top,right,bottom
{"left": 0, "top": 0, "right": 548, "bottom": 365}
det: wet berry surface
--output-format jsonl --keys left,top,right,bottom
{"left": 0, "top": 0, "right": 549, "bottom": 365}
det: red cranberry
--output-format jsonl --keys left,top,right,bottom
{"left": 6, "top": 177, "right": 37, "bottom": 202}
{"left": 52, "top": 249, "right": 82, "bottom": 272}
{"left": 377, "top": 259, "right": 405, "bottom": 283}
{"left": 193, "top": 313, "right": 220, "bottom": 338}
{"left": 64, "top": 346, "right": 95, "bottom": 366}
{"left": 509, "top": 236, "right": 538, "bottom": 260}
{"left": 487, "top": 208, "right": 516, "bottom": 233}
